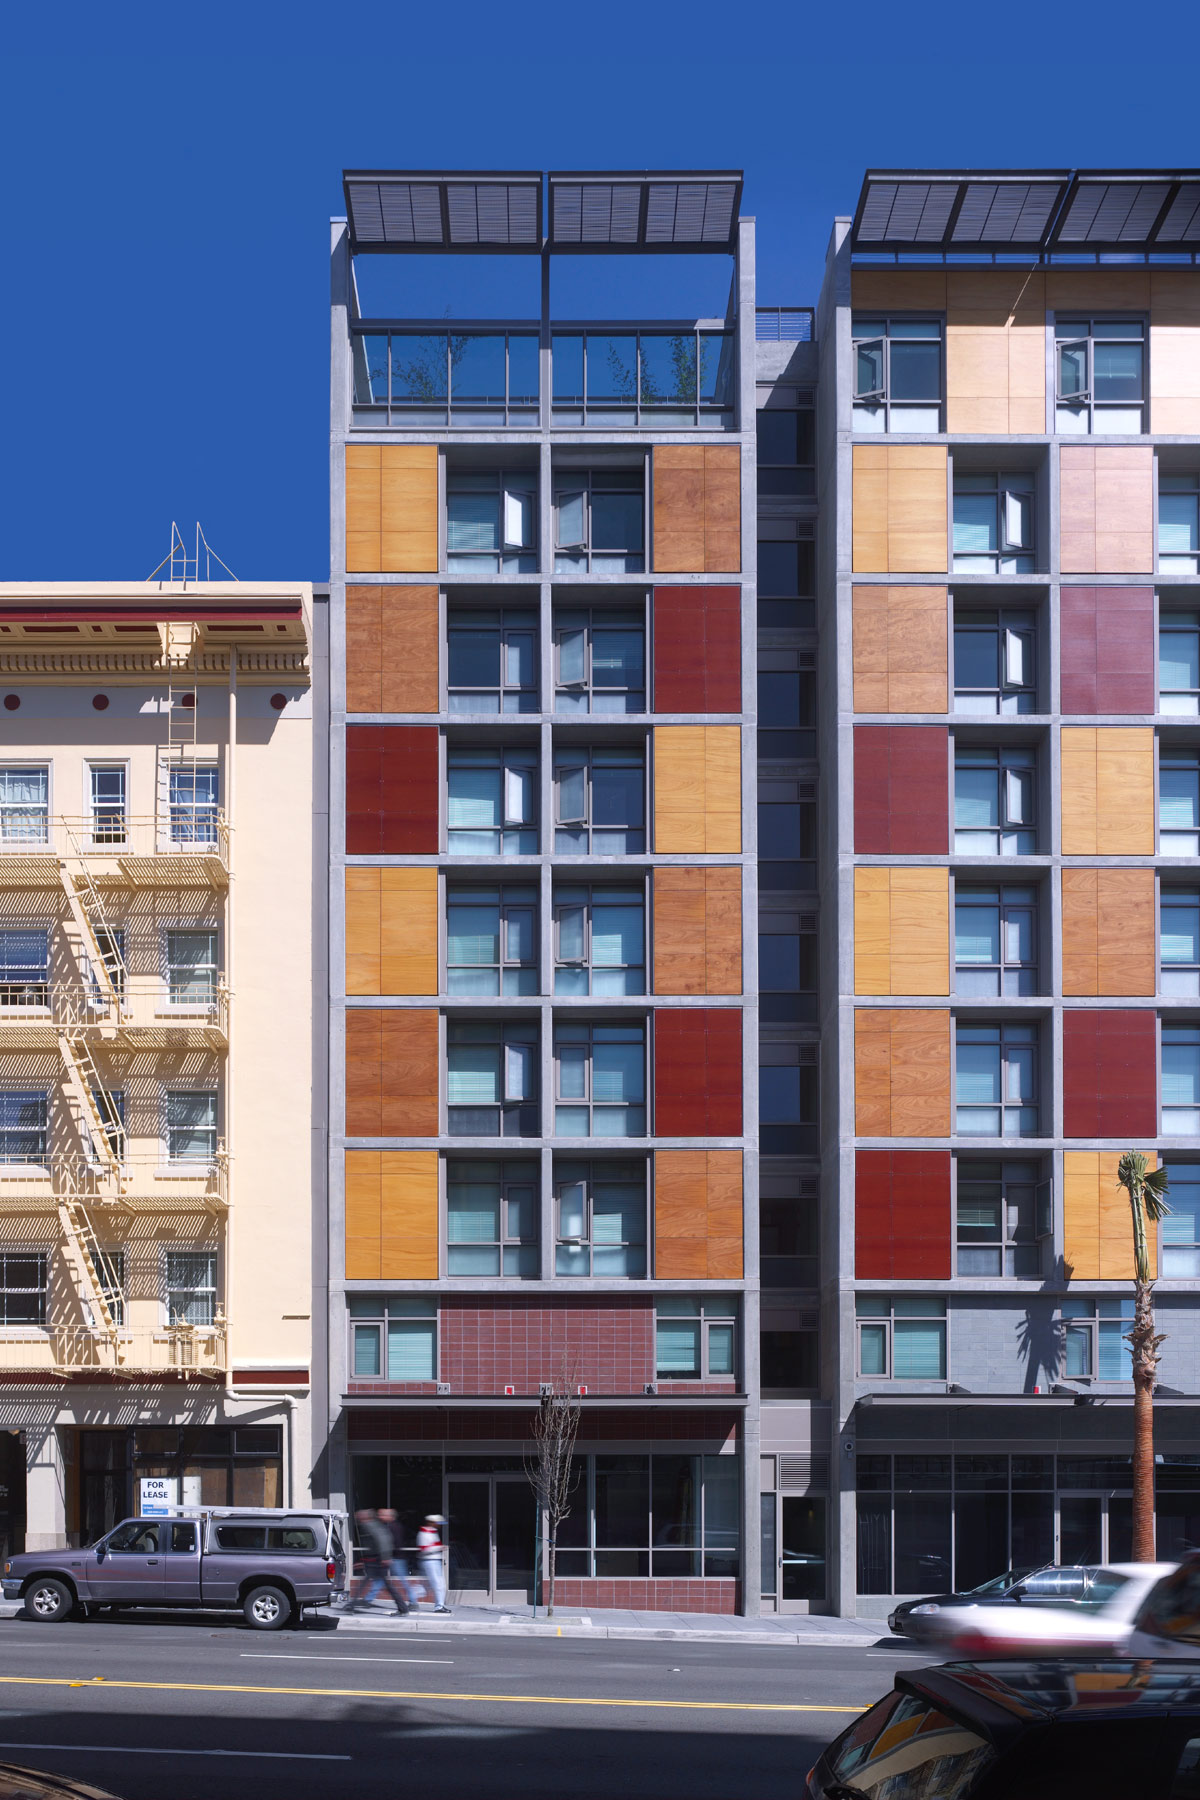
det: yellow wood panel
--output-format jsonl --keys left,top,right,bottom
{"left": 854, "top": 1009, "right": 893, "bottom": 1137}
{"left": 1064, "top": 1150, "right": 1102, "bottom": 1280}
{"left": 1046, "top": 269, "right": 1150, "bottom": 310}
{"left": 1096, "top": 868, "right": 1156, "bottom": 997}
{"left": 854, "top": 868, "right": 891, "bottom": 996}
{"left": 890, "top": 1009, "right": 951, "bottom": 1137}
{"left": 1060, "top": 728, "right": 1099, "bottom": 856}
{"left": 345, "top": 1149, "right": 382, "bottom": 1279}
{"left": 345, "top": 445, "right": 382, "bottom": 573}
{"left": 1093, "top": 447, "right": 1153, "bottom": 574}
{"left": 652, "top": 867, "right": 706, "bottom": 995}
{"left": 703, "top": 728, "right": 742, "bottom": 852}
{"left": 380, "top": 445, "right": 437, "bottom": 573}
{"left": 885, "top": 587, "right": 948, "bottom": 712}
{"left": 852, "top": 446, "right": 889, "bottom": 574}
{"left": 703, "top": 867, "right": 743, "bottom": 995}
{"left": 703, "top": 445, "right": 741, "bottom": 572}
{"left": 380, "top": 1149, "right": 439, "bottom": 1279}
{"left": 654, "top": 1149, "right": 708, "bottom": 1278}
{"left": 1061, "top": 868, "right": 1100, "bottom": 997}
{"left": 1059, "top": 446, "right": 1097, "bottom": 575}
{"left": 653, "top": 727, "right": 706, "bottom": 853}
{"left": 380, "top": 867, "right": 438, "bottom": 996}
{"left": 652, "top": 446, "right": 705, "bottom": 574}
{"left": 1096, "top": 728, "right": 1154, "bottom": 854}
{"left": 704, "top": 1149, "right": 744, "bottom": 1278}
{"left": 890, "top": 868, "right": 950, "bottom": 997}
{"left": 345, "top": 867, "right": 383, "bottom": 996}
{"left": 851, "top": 588, "right": 890, "bottom": 712}
{"left": 886, "top": 447, "right": 948, "bottom": 574}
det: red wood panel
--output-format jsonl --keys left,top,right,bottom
{"left": 1063, "top": 1009, "right": 1158, "bottom": 1139}
{"left": 653, "top": 586, "right": 742, "bottom": 713}
{"left": 855, "top": 1150, "right": 951, "bottom": 1280}
{"left": 654, "top": 1009, "right": 743, "bottom": 1137}
{"left": 1060, "top": 587, "right": 1155, "bottom": 715}
{"left": 345, "top": 725, "right": 439, "bottom": 854}
{"left": 854, "top": 725, "right": 948, "bottom": 854}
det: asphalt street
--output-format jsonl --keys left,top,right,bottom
{"left": 0, "top": 1610, "right": 930, "bottom": 1800}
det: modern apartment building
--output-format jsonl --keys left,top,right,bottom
{"left": 0, "top": 581, "right": 314, "bottom": 1549}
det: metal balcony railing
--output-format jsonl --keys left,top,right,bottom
{"left": 0, "top": 814, "right": 231, "bottom": 883}
{"left": 0, "top": 981, "right": 230, "bottom": 1047}
{"left": 0, "top": 1151, "right": 229, "bottom": 1209}
{"left": 755, "top": 307, "right": 815, "bottom": 343}
{"left": 0, "top": 1324, "right": 228, "bottom": 1377}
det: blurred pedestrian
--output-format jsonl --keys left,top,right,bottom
{"left": 350, "top": 1508, "right": 408, "bottom": 1615}
{"left": 417, "top": 1512, "right": 451, "bottom": 1613}
{"left": 378, "top": 1507, "right": 418, "bottom": 1609}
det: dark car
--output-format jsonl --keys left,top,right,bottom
{"left": 888, "top": 1564, "right": 1108, "bottom": 1640}
{"left": 807, "top": 1658, "right": 1200, "bottom": 1800}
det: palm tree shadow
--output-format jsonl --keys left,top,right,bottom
{"left": 1016, "top": 1255, "right": 1069, "bottom": 1393}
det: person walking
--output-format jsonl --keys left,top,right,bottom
{"left": 350, "top": 1508, "right": 408, "bottom": 1615}
{"left": 417, "top": 1512, "right": 451, "bottom": 1613}
{"left": 378, "top": 1507, "right": 418, "bottom": 1610}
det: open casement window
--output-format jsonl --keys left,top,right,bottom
{"left": 955, "top": 1022, "right": 1039, "bottom": 1138}
{"left": 348, "top": 1296, "right": 437, "bottom": 1379}
{"left": 164, "top": 1251, "right": 217, "bottom": 1327}
{"left": 855, "top": 1296, "right": 946, "bottom": 1379}
{"left": 1055, "top": 318, "right": 1145, "bottom": 434}
{"left": 554, "top": 1158, "right": 647, "bottom": 1277}
{"left": 554, "top": 607, "right": 646, "bottom": 714}
{"left": 955, "top": 1158, "right": 1044, "bottom": 1277}
{"left": 954, "top": 746, "right": 1036, "bottom": 854}
{"left": 1160, "top": 610, "right": 1200, "bottom": 716}
{"left": 445, "top": 472, "right": 537, "bottom": 574}
{"left": 554, "top": 470, "right": 645, "bottom": 574}
{"left": 447, "top": 608, "right": 538, "bottom": 715}
{"left": 1062, "top": 1299, "right": 1134, "bottom": 1380}
{"left": 953, "top": 475, "right": 1035, "bottom": 574}
{"left": 851, "top": 317, "right": 942, "bottom": 432}
{"left": 1160, "top": 476, "right": 1200, "bottom": 577}
{"left": 0, "top": 768, "right": 48, "bottom": 845}
{"left": 446, "top": 1019, "right": 539, "bottom": 1138}
{"left": 954, "top": 883, "right": 1038, "bottom": 997}
{"left": 446, "top": 886, "right": 538, "bottom": 996}
{"left": 553, "top": 885, "right": 645, "bottom": 996}
{"left": 1161, "top": 754, "right": 1200, "bottom": 857}
{"left": 954, "top": 608, "right": 1036, "bottom": 715}
{"left": 553, "top": 747, "right": 645, "bottom": 854}
{"left": 447, "top": 747, "right": 538, "bottom": 856}
{"left": 445, "top": 1158, "right": 539, "bottom": 1277}
{"left": 554, "top": 1022, "right": 646, "bottom": 1138}
{"left": 1162, "top": 890, "right": 1200, "bottom": 996}
{"left": 655, "top": 1298, "right": 737, "bottom": 1379}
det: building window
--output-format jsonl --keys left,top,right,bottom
{"left": 166, "top": 930, "right": 217, "bottom": 1006}
{"left": 953, "top": 473, "right": 1035, "bottom": 573}
{"left": 553, "top": 747, "right": 644, "bottom": 854}
{"left": 954, "top": 745, "right": 1036, "bottom": 854}
{"left": 1062, "top": 1298, "right": 1134, "bottom": 1380}
{"left": 347, "top": 1297, "right": 437, "bottom": 1380}
{"left": 168, "top": 766, "right": 218, "bottom": 845}
{"left": 445, "top": 471, "right": 537, "bottom": 574}
{"left": 1056, "top": 317, "right": 1145, "bottom": 434}
{"left": 758, "top": 659, "right": 816, "bottom": 758}
{"left": 554, "top": 607, "right": 645, "bottom": 714}
{"left": 756, "top": 407, "right": 816, "bottom": 499}
{"left": 0, "top": 930, "right": 49, "bottom": 1006}
{"left": 758, "top": 782, "right": 817, "bottom": 890}
{"left": 1162, "top": 1024, "right": 1200, "bottom": 1135}
{"left": 759, "top": 1045, "right": 818, "bottom": 1155}
{"left": 856, "top": 1297, "right": 946, "bottom": 1379}
{"left": 851, "top": 316, "right": 942, "bottom": 432}
{"left": 1161, "top": 1159, "right": 1200, "bottom": 1277}
{"left": 759, "top": 910, "right": 818, "bottom": 1026}
{"left": 760, "top": 1312, "right": 819, "bottom": 1391}
{"left": 1162, "top": 891, "right": 1200, "bottom": 996}
{"left": 92, "top": 1249, "right": 126, "bottom": 1327}
{"left": 446, "top": 886, "right": 538, "bottom": 996}
{"left": 553, "top": 885, "right": 645, "bottom": 996}
{"left": 554, "top": 470, "right": 644, "bottom": 573}
{"left": 164, "top": 1251, "right": 217, "bottom": 1326}
{"left": 445, "top": 1158, "right": 538, "bottom": 1277}
{"left": 353, "top": 330, "right": 539, "bottom": 426}
{"left": 166, "top": 1091, "right": 217, "bottom": 1162}
{"left": 857, "top": 1452, "right": 1058, "bottom": 1598}
{"left": 1161, "top": 753, "right": 1200, "bottom": 856}
{"left": 554, "top": 1158, "right": 646, "bottom": 1276}
{"left": 655, "top": 1298, "right": 737, "bottom": 1380}
{"left": 447, "top": 747, "right": 537, "bottom": 855}
{"left": 0, "top": 1092, "right": 48, "bottom": 1164}
{"left": 1160, "top": 611, "right": 1200, "bottom": 715}
{"left": 0, "top": 1252, "right": 47, "bottom": 1326}
{"left": 760, "top": 1172, "right": 818, "bottom": 1288}
{"left": 1160, "top": 476, "right": 1200, "bottom": 575}
{"left": 446, "top": 1019, "right": 538, "bottom": 1137}
{"left": 757, "top": 537, "right": 815, "bottom": 631}
{"left": 954, "top": 884, "right": 1038, "bottom": 996}
{"left": 447, "top": 608, "right": 538, "bottom": 714}
{"left": 554, "top": 1022, "right": 646, "bottom": 1138}
{"left": 551, "top": 330, "right": 733, "bottom": 427}
{"left": 542, "top": 1450, "right": 738, "bottom": 1580}
{"left": 953, "top": 608, "right": 1036, "bottom": 715}
{"left": 956, "top": 1022, "right": 1039, "bottom": 1137}
{"left": 956, "top": 1158, "right": 1044, "bottom": 1277}
{"left": 89, "top": 765, "right": 127, "bottom": 845}
{"left": 0, "top": 768, "right": 48, "bottom": 845}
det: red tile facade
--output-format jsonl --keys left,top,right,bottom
{"left": 652, "top": 585, "right": 742, "bottom": 713}
{"left": 855, "top": 1149, "right": 952, "bottom": 1280}
{"left": 1062, "top": 1009, "right": 1158, "bottom": 1139}
{"left": 544, "top": 1578, "right": 739, "bottom": 1614}
{"left": 347, "top": 1408, "right": 741, "bottom": 1446}
{"left": 853, "top": 724, "right": 948, "bottom": 854}
{"left": 1059, "top": 586, "right": 1155, "bottom": 715}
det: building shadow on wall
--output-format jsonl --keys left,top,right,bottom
{"left": 1016, "top": 1257, "right": 1070, "bottom": 1394}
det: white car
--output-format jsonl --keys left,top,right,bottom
{"left": 925, "top": 1562, "right": 1177, "bottom": 1656}
{"left": 1128, "top": 1554, "right": 1200, "bottom": 1656}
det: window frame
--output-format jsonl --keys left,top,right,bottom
{"left": 552, "top": 745, "right": 646, "bottom": 855}
{"left": 1061, "top": 1298, "right": 1135, "bottom": 1381}
{"left": 550, "top": 330, "right": 734, "bottom": 428}
{"left": 0, "top": 1250, "right": 49, "bottom": 1328}
{"left": 165, "top": 1088, "right": 218, "bottom": 1164}
{"left": 1160, "top": 750, "right": 1200, "bottom": 857}
{"left": 0, "top": 765, "right": 50, "bottom": 846}
{"left": 553, "top": 603, "right": 647, "bottom": 715}
{"left": 445, "top": 884, "right": 538, "bottom": 997}
{"left": 1159, "top": 1157, "right": 1200, "bottom": 1277}
{"left": 553, "top": 882, "right": 646, "bottom": 997}
{"left": 1161, "top": 887, "right": 1200, "bottom": 997}
{"left": 167, "top": 764, "right": 219, "bottom": 847}
{"left": 163, "top": 1248, "right": 218, "bottom": 1328}
{"left": 553, "top": 468, "right": 646, "bottom": 574}
{"left": 654, "top": 1298, "right": 738, "bottom": 1381}
{"left": 347, "top": 1296, "right": 438, "bottom": 1381}
{"left": 952, "top": 472, "right": 1036, "bottom": 574}
{"left": 0, "top": 927, "right": 50, "bottom": 1007}
{"left": 755, "top": 403, "right": 817, "bottom": 499}
{"left": 1159, "top": 606, "right": 1200, "bottom": 714}
{"left": 553, "top": 1156, "right": 648, "bottom": 1278}
{"left": 954, "top": 1019, "right": 1040, "bottom": 1139}
{"left": 445, "top": 471, "right": 537, "bottom": 575}
{"left": 0, "top": 1090, "right": 49, "bottom": 1167}
{"left": 445, "top": 1158, "right": 539, "bottom": 1278}
{"left": 953, "top": 881, "right": 1039, "bottom": 997}
{"left": 855, "top": 1296, "right": 947, "bottom": 1380}
{"left": 445, "top": 1018, "right": 539, "bottom": 1138}
{"left": 553, "top": 1020, "right": 647, "bottom": 1140}
{"left": 446, "top": 605, "right": 539, "bottom": 714}
{"left": 1159, "top": 476, "right": 1200, "bottom": 577}
{"left": 954, "top": 1157, "right": 1046, "bottom": 1278}
{"left": 953, "top": 743, "right": 1037, "bottom": 855}
{"left": 1162, "top": 1021, "right": 1200, "bottom": 1137}
{"left": 87, "top": 763, "right": 128, "bottom": 847}
{"left": 164, "top": 927, "right": 218, "bottom": 1009}
{"left": 1054, "top": 316, "right": 1147, "bottom": 435}
{"left": 446, "top": 745, "right": 539, "bottom": 857}
{"left": 953, "top": 604, "right": 1038, "bottom": 715}
{"left": 851, "top": 315, "right": 943, "bottom": 433}
{"left": 352, "top": 329, "right": 540, "bottom": 428}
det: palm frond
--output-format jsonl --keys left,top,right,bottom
{"left": 1143, "top": 1165, "right": 1173, "bottom": 1221}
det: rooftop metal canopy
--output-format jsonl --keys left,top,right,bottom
{"left": 853, "top": 168, "right": 1200, "bottom": 254}
{"left": 343, "top": 171, "right": 543, "bottom": 252}
{"left": 548, "top": 172, "right": 742, "bottom": 250}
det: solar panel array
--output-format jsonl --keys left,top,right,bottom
{"left": 549, "top": 175, "right": 741, "bottom": 247}
{"left": 854, "top": 171, "right": 1200, "bottom": 253}
{"left": 345, "top": 175, "right": 542, "bottom": 249}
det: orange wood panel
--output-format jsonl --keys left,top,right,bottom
{"left": 703, "top": 445, "right": 741, "bottom": 572}
{"left": 852, "top": 586, "right": 947, "bottom": 713}
{"left": 380, "top": 1150, "right": 439, "bottom": 1279}
{"left": 652, "top": 446, "right": 705, "bottom": 573}
{"left": 653, "top": 1148, "right": 743, "bottom": 1278}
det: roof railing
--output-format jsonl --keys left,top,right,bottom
{"left": 755, "top": 307, "right": 815, "bottom": 343}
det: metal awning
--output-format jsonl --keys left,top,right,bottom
{"left": 1052, "top": 172, "right": 1200, "bottom": 249}
{"left": 853, "top": 168, "right": 1200, "bottom": 254}
{"left": 343, "top": 171, "right": 543, "bottom": 251}
{"left": 548, "top": 171, "right": 742, "bottom": 250}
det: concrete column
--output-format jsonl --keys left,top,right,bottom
{"left": 25, "top": 1425, "right": 67, "bottom": 1551}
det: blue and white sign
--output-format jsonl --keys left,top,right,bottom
{"left": 139, "top": 1476, "right": 176, "bottom": 1516}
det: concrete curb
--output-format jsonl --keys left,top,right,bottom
{"left": 330, "top": 1610, "right": 886, "bottom": 1648}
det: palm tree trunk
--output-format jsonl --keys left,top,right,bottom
{"left": 1131, "top": 1277, "right": 1157, "bottom": 1562}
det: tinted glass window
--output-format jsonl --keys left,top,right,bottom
{"left": 168, "top": 1523, "right": 197, "bottom": 1553}
{"left": 106, "top": 1522, "right": 160, "bottom": 1553}
{"left": 214, "top": 1524, "right": 268, "bottom": 1550}
{"left": 268, "top": 1527, "right": 318, "bottom": 1552}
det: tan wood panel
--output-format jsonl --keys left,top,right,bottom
{"left": 1095, "top": 867, "right": 1156, "bottom": 997}
{"left": 853, "top": 868, "right": 892, "bottom": 995}
{"left": 345, "top": 445, "right": 382, "bottom": 572}
{"left": 854, "top": 1009, "right": 892, "bottom": 1136}
{"left": 1061, "top": 867, "right": 1100, "bottom": 996}
{"left": 654, "top": 1148, "right": 708, "bottom": 1278}
{"left": 889, "top": 868, "right": 950, "bottom": 997}
{"left": 379, "top": 1010, "right": 439, "bottom": 1136}
{"left": 380, "top": 445, "right": 438, "bottom": 574}
{"left": 652, "top": 867, "right": 706, "bottom": 995}
{"left": 703, "top": 867, "right": 743, "bottom": 995}
{"left": 1060, "top": 728, "right": 1099, "bottom": 856}
{"left": 851, "top": 588, "right": 890, "bottom": 712}
{"left": 852, "top": 446, "right": 889, "bottom": 573}
{"left": 345, "top": 1011, "right": 383, "bottom": 1135}
{"left": 654, "top": 727, "right": 706, "bottom": 853}
{"left": 345, "top": 867, "right": 383, "bottom": 996}
{"left": 652, "top": 446, "right": 705, "bottom": 573}
{"left": 703, "top": 727, "right": 742, "bottom": 852}
{"left": 885, "top": 587, "right": 948, "bottom": 712}
{"left": 1096, "top": 727, "right": 1154, "bottom": 854}
{"left": 851, "top": 269, "right": 948, "bottom": 310}
{"left": 380, "top": 867, "right": 438, "bottom": 996}
{"left": 1094, "top": 448, "right": 1154, "bottom": 574}
{"left": 1046, "top": 269, "right": 1150, "bottom": 310}
{"left": 1059, "top": 446, "right": 1097, "bottom": 575}
{"left": 345, "top": 587, "right": 382, "bottom": 711}
{"left": 704, "top": 1149, "right": 744, "bottom": 1278}
{"left": 1098, "top": 1149, "right": 1156, "bottom": 1280}
{"left": 703, "top": 445, "right": 741, "bottom": 572}
{"left": 887, "top": 449, "right": 948, "bottom": 574}
{"left": 381, "top": 585, "right": 439, "bottom": 712}
{"left": 1063, "top": 1150, "right": 1102, "bottom": 1280}
{"left": 380, "top": 1149, "right": 439, "bottom": 1279}
{"left": 890, "top": 1009, "right": 951, "bottom": 1137}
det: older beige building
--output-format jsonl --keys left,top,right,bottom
{"left": 0, "top": 581, "right": 313, "bottom": 1549}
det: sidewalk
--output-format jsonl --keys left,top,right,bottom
{"left": 330, "top": 1597, "right": 889, "bottom": 1646}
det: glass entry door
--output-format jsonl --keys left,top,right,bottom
{"left": 447, "top": 1475, "right": 536, "bottom": 1603}
{"left": 778, "top": 1496, "right": 828, "bottom": 1613}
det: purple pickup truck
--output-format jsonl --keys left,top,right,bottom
{"left": 2, "top": 1507, "right": 349, "bottom": 1630}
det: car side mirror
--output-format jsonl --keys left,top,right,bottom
{"left": 94, "top": 1549, "right": 105, "bottom": 1563}
{"left": 1010, "top": 1584, "right": 1026, "bottom": 1600}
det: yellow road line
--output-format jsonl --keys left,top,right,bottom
{"left": 0, "top": 1673, "right": 863, "bottom": 1715}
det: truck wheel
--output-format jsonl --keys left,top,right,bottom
{"left": 25, "top": 1578, "right": 75, "bottom": 1623}
{"left": 242, "top": 1585, "right": 292, "bottom": 1631}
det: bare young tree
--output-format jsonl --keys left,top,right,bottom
{"left": 524, "top": 1356, "right": 582, "bottom": 1617}
{"left": 1117, "top": 1151, "right": 1172, "bottom": 1561}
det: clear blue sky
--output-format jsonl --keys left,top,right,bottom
{"left": 3, "top": 0, "right": 1198, "bottom": 582}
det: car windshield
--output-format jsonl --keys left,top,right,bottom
{"left": 1081, "top": 1571, "right": 1130, "bottom": 1609}
{"left": 827, "top": 1689, "right": 997, "bottom": 1799}
{"left": 966, "top": 1566, "right": 1038, "bottom": 1597}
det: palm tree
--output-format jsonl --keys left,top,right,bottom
{"left": 1116, "top": 1152, "right": 1171, "bottom": 1561}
